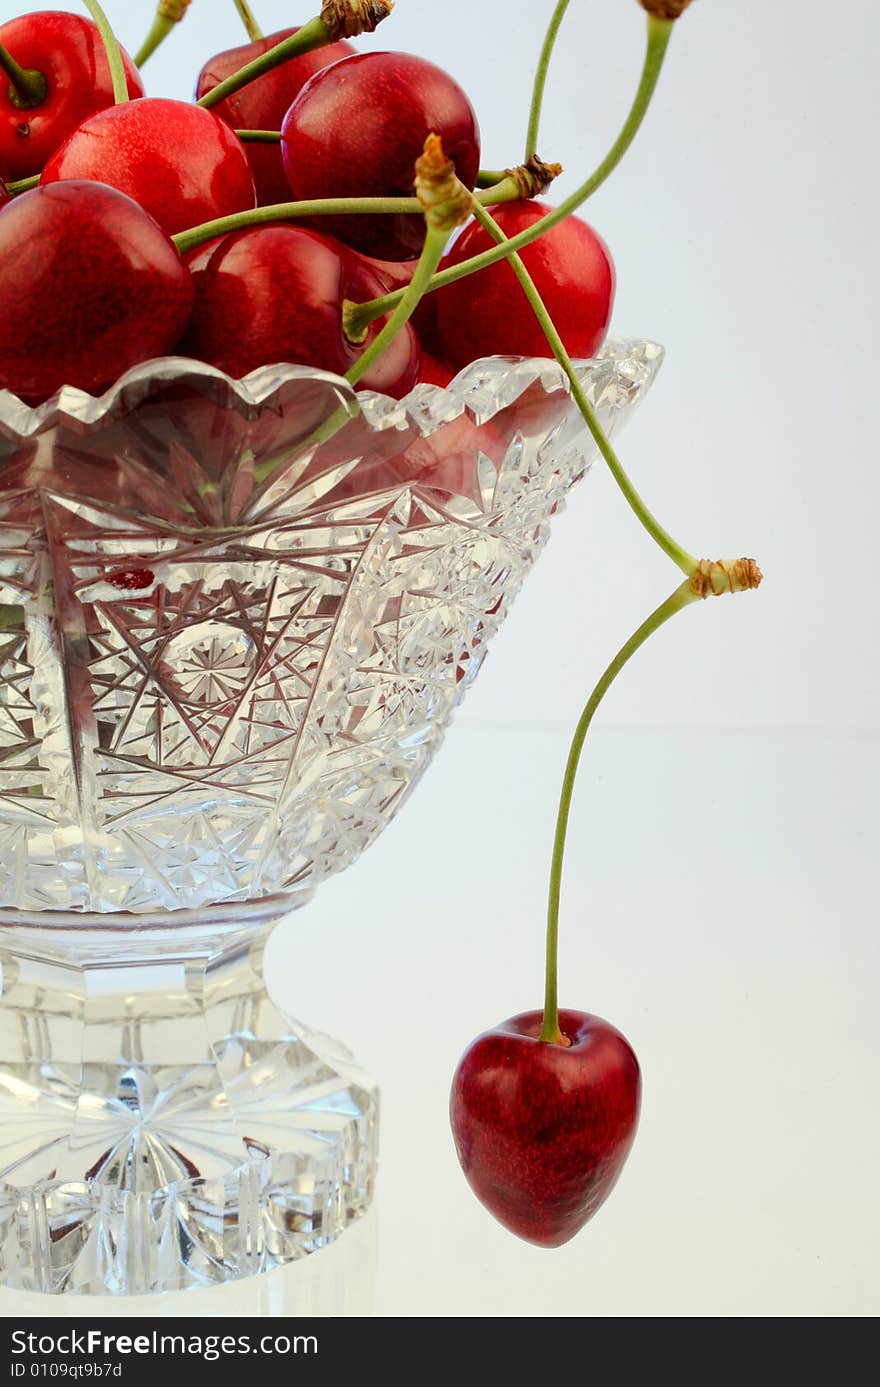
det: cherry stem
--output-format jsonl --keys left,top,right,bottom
{"left": 133, "top": 2, "right": 192, "bottom": 69}
{"left": 471, "top": 200, "right": 696, "bottom": 572}
{"left": 344, "top": 135, "right": 471, "bottom": 385}
{"left": 7, "top": 174, "right": 40, "bottom": 195}
{"left": 476, "top": 168, "right": 508, "bottom": 188}
{"left": 81, "top": 0, "right": 129, "bottom": 103}
{"left": 172, "top": 177, "right": 521, "bottom": 256}
{"left": 235, "top": 128, "right": 282, "bottom": 142}
{"left": 197, "top": 1, "right": 394, "bottom": 110}
{"left": 233, "top": 0, "right": 264, "bottom": 40}
{"left": 525, "top": 0, "right": 571, "bottom": 161}
{"left": 344, "top": 227, "right": 449, "bottom": 386}
{"left": 468, "top": 202, "right": 763, "bottom": 1046}
{"left": 0, "top": 43, "right": 47, "bottom": 109}
{"left": 345, "top": 17, "right": 673, "bottom": 330}
{"left": 133, "top": 18, "right": 174, "bottom": 67}
{"left": 196, "top": 16, "right": 326, "bottom": 108}
{"left": 540, "top": 552, "right": 762, "bottom": 1044}
{"left": 540, "top": 580, "right": 697, "bottom": 1044}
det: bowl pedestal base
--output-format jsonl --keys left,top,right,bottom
{"left": 0, "top": 899, "right": 378, "bottom": 1296}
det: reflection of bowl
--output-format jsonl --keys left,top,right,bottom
{"left": 0, "top": 339, "right": 662, "bottom": 916}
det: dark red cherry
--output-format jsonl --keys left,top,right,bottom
{"left": 435, "top": 201, "right": 615, "bottom": 369}
{"left": 0, "top": 177, "right": 9, "bottom": 207}
{"left": 450, "top": 1009, "right": 641, "bottom": 1246}
{"left": 417, "top": 351, "right": 455, "bottom": 388}
{"left": 108, "top": 568, "right": 155, "bottom": 591}
{"left": 281, "top": 51, "right": 480, "bottom": 260}
{"left": 0, "top": 181, "right": 193, "bottom": 405}
{"left": 41, "top": 97, "right": 256, "bottom": 238}
{"left": 195, "top": 28, "right": 354, "bottom": 206}
{"left": 180, "top": 226, "right": 419, "bottom": 398}
{"left": 0, "top": 11, "right": 143, "bottom": 181}
{"left": 359, "top": 251, "right": 442, "bottom": 354}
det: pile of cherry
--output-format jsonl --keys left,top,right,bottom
{"left": 0, "top": 9, "right": 615, "bottom": 408}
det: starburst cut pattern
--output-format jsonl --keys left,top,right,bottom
{"left": 0, "top": 342, "right": 662, "bottom": 912}
{"left": 0, "top": 912, "right": 379, "bottom": 1295}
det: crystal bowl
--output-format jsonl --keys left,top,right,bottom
{"left": 0, "top": 339, "right": 661, "bottom": 1293}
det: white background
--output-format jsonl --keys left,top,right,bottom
{"left": 0, "top": 0, "right": 877, "bottom": 1318}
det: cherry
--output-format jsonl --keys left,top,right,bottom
{"left": 280, "top": 51, "right": 481, "bottom": 261}
{"left": 108, "top": 568, "right": 155, "bottom": 591}
{"left": 40, "top": 97, "right": 256, "bottom": 238}
{"left": 0, "top": 11, "right": 143, "bottom": 181}
{"left": 450, "top": 1009, "right": 641, "bottom": 1247}
{"left": 360, "top": 252, "right": 442, "bottom": 353}
{"left": 416, "top": 351, "right": 455, "bottom": 388}
{"left": 359, "top": 255, "right": 418, "bottom": 294}
{"left": 435, "top": 200, "right": 615, "bottom": 369}
{"left": 180, "top": 226, "right": 419, "bottom": 398}
{"left": 0, "top": 181, "right": 193, "bottom": 405}
{"left": 0, "top": 178, "right": 9, "bottom": 208}
{"left": 195, "top": 28, "right": 355, "bottom": 207}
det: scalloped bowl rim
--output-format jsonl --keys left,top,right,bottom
{"left": 0, "top": 339, "right": 663, "bottom": 443}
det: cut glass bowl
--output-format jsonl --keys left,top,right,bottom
{"left": 0, "top": 338, "right": 661, "bottom": 1293}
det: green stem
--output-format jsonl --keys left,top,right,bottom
{"left": 343, "top": 227, "right": 449, "bottom": 387}
{"left": 172, "top": 178, "right": 521, "bottom": 256}
{"left": 81, "top": 0, "right": 129, "bottom": 103}
{"left": 525, "top": 0, "right": 571, "bottom": 160}
{"left": 0, "top": 43, "right": 47, "bottom": 108}
{"left": 235, "top": 128, "right": 282, "bottom": 142}
{"left": 476, "top": 168, "right": 509, "bottom": 188}
{"left": 234, "top": 0, "right": 264, "bottom": 40}
{"left": 133, "top": 15, "right": 176, "bottom": 67}
{"left": 471, "top": 200, "right": 696, "bottom": 573}
{"left": 541, "top": 579, "right": 697, "bottom": 1044}
{"left": 7, "top": 173, "right": 40, "bottom": 194}
{"left": 197, "top": 15, "right": 331, "bottom": 109}
{"left": 174, "top": 196, "right": 434, "bottom": 255}
{"left": 348, "top": 17, "right": 674, "bottom": 330}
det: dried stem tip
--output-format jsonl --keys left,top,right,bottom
{"left": 505, "top": 154, "right": 564, "bottom": 200}
{"left": 415, "top": 134, "right": 472, "bottom": 234}
{"left": 638, "top": 0, "right": 693, "bottom": 19}
{"left": 689, "top": 558, "right": 763, "bottom": 599}
{"left": 320, "top": 0, "right": 393, "bottom": 40}
{"left": 158, "top": 0, "right": 191, "bottom": 19}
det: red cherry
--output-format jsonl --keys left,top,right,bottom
{"left": 0, "top": 181, "right": 193, "bottom": 405}
{"left": 416, "top": 350, "right": 455, "bottom": 388}
{"left": 359, "top": 252, "right": 443, "bottom": 354}
{"left": 435, "top": 201, "right": 615, "bottom": 369}
{"left": 0, "top": 11, "right": 143, "bottom": 181}
{"left": 358, "top": 255, "right": 417, "bottom": 294}
{"left": 450, "top": 1009, "right": 640, "bottom": 1246}
{"left": 108, "top": 568, "right": 155, "bottom": 591}
{"left": 280, "top": 51, "right": 481, "bottom": 261}
{"left": 40, "top": 97, "right": 256, "bottom": 238}
{"left": 180, "top": 226, "right": 419, "bottom": 399}
{"left": 0, "top": 178, "right": 9, "bottom": 207}
{"left": 195, "top": 28, "right": 354, "bottom": 206}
